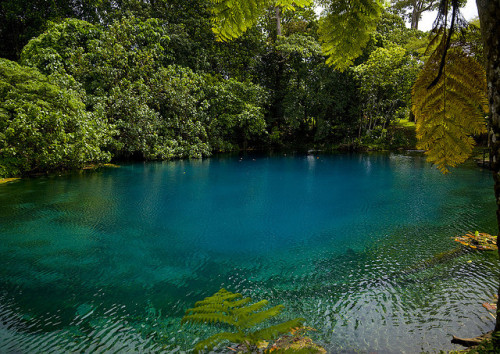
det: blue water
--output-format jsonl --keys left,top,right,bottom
{"left": 0, "top": 153, "right": 498, "bottom": 353}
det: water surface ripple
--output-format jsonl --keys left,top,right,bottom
{"left": 0, "top": 153, "right": 498, "bottom": 353}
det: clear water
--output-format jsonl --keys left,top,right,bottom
{"left": 0, "top": 153, "right": 498, "bottom": 353}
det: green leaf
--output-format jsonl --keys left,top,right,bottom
{"left": 250, "top": 318, "right": 305, "bottom": 340}
{"left": 319, "top": 0, "right": 383, "bottom": 71}
{"left": 412, "top": 38, "right": 487, "bottom": 173}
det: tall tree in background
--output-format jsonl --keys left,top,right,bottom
{"left": 390, "top": 0, "right": 467, "bottom": 30}
{"left": 476, "top": 0, "right": 500, "bottom": 339}
{"left": 411, "top": 0, "right": 500, "bottom": 344}
{"left": 391, "top": 0, "right": 439, "bottom": 29}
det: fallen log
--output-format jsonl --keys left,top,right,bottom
{"left": 451, "top": 331, "right": 492, "bottom": 347}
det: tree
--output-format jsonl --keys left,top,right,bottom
{"left": 390, "top": 0, "right": 467, "bottom": 30}
{"left": 411, "top": 0, "right": 500, "bottom": 344}
{"left": 391, "top": 0, "right": 439, "bottom": 29}
{"left": 0, "top": 0, "right": 106, "bottom": 60}
{"left": 0, "top": 58, "right": 111, "bottom": 177}
{"left": 476, "top": 0, "right": 500, "bottom": 339}
{"left": 355, "top": 44, "right": 420, "bottom": 136}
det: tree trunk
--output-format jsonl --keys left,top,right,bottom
{"left": 411, "top": 0, "right": 420, "bottom": 30}
{"left": 275, "top": 7, "right": 282, "bottom": 37}
{"left": 476, "top": 0, "right": 500, "bottom": 344}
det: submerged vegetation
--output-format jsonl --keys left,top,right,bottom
{"left": 181, "top": 288, "right": 305, "bottom": 353}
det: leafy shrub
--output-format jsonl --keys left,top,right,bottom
{"left": 205, "top": 77, "right": 268, "bottom": 151}
{"left": 0, "top": 58, "right": 111, "bottom": 177}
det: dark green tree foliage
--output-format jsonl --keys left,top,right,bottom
{"left": 20, "top": 17, "right": 269, "bottom": 161}
{"left": 0, "top": 58, "right": 111, "bottom": 177}
{"left": 205, "top": 78, "right": 268, "bottom": 151}
{"left": 0, "top": 0, "right": 105, "bottom": 60}
{"left": 305, "top": 65, "right": 361, "bottom": 144}
{"left": 355, "top": 44, "right": 420, "bottom": 134}
{"left": 181, "top": 288, "right": 304, "bottom": 352}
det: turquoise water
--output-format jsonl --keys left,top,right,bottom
{"left": 0, "top": 153, "right": 498, "bottom": 353}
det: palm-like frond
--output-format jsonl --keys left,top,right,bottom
{"left": 412, "top": 39, "right": 487, "bottom": 173}
{"left": 237, "top": 304, "right": 284, "bottom": 329}
{"left": 181, "top": 289, "right": 304, "bottom": 352}
{"left": 319, "top": 0, "right": 383, "bottom": 70}
{"left": 209, "top": 0, "right": 312, "bottom": 41}
{"left": 193, "top": 288, "right": 243, "bottom": 307}
{"left": 181, "top": 312, "right": 237, "bottom": 326}
{"left": 250, "top": 318, "right": 305, "bottom": 340}
{"left": 275, "top": 0, "right": 312, "bottom": 11}
{"left": 233, "top": 299, "right": 268, "bottom": 318}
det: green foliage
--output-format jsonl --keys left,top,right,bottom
{"left": 205, "top": 78, "right": 268, "bottom": 151}
{"left": 275, "top": 34, "right": 321, "bottom": 58}
{"left": 0, "top": 0, "right": 105, "bottom": 60}
{"left": 209, "top": 0, "right": 312, "bottom": 41}
{"left": 20, "top": 17, "right": 272, "bottom": 160}
{"left": 20, "top": 19, "right": 103, "bottom": 77}
{"left": 355, "top": 43, "right": 420, "bottom": 137}
{"left": 181, "top": 288, "right": 304, "bottom": 353}
{"left": 319, "top": 0, "right": 384, "bottom": 70}
{"left": 0, "top": 58, "right": 111, "bottom": 177}
{"left": 412, "top": 33, "right": 488, "bottom": 173}
{"left": 3, "top": 0, "right": 424, "bottom": 174}
{"left": 21, "top": 17, "right": 170, "bottom": 94}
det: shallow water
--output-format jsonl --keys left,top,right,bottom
{"left": 0, "top": 152, "right": 498, "bottom": 353}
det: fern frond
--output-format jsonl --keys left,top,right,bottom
{"left": 237, "top": 304, "right": 284, "bottom": 329}
{"left": 183, "top": 303, "right": 229, "bottom": 315}
{"left": 224, "top": 297, "right": 253, "bottom": 308}
{"left": 412, "top": 45, "right": 487, "bottom": 173}
{"left": 183, "top": 289, "right": 306, "bottom": 351}
{"left": 319, "top": 0, "right": 383, "bottom": 71}
{"left": 193, "top": 288, "right": 243, "bottom": 307}
{"left": 209, "top": 0, "right": 312, "bottom": 41}
{"left": 209, "top": 0, "right": 269, "bottom": 41}
{"left": 250, "top": 318, "right": 305, "bottom": 340}
{"left": 181, "top": 312, "right": 237, "bottom": 327}
{"left": 425, "top": 28, "right": 445, "bottom": 56}
{"left": 194, "top": 332, "right": 246, "bottom": 353}
{"left": 233, "top": 299, "right": 269, "bottom": 318}
{"left": 275, "top": 0, "right": 312, "bottom": 11}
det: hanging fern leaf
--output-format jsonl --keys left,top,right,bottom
{"left": 412, "top": 40, "right": 488, "bottom": 173}
{"left": 210, "top": 0, "right": 269, "bottom": 41}
{"left": 275, "top": 0, "right": 312, "bottom": 11}
{"left": 181, "top": 288, "right": 305, "bottom": 352}
{"left": 209, "top": 0, "right": 312, "bottom": 41}
{"left": 319, "top": 0, "right": 383, "bottom": 71}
